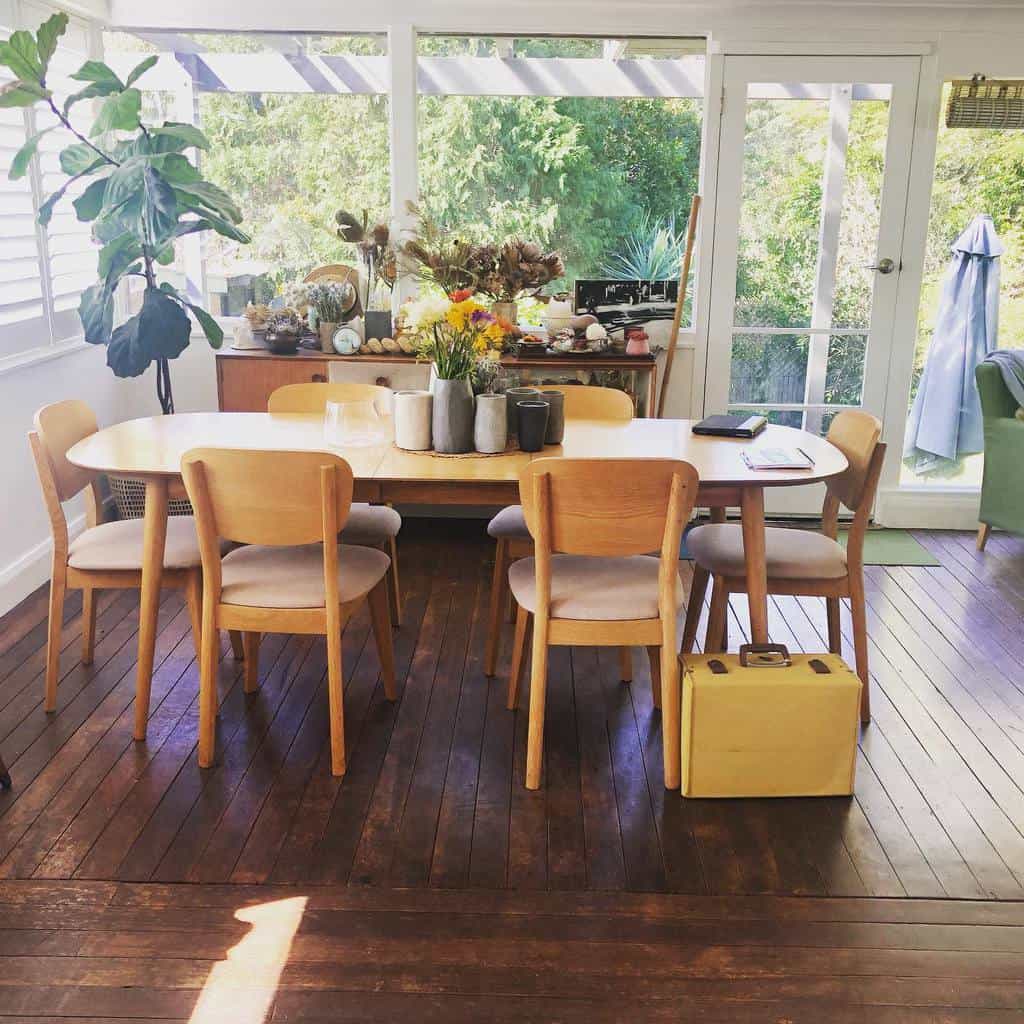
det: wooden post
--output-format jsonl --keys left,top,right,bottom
{"left": 657, "top": 193, "right": 701, "bottom": 418}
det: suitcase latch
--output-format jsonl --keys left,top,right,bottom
{"left": 738, "top": 643, "right": 792, "bottom": 668}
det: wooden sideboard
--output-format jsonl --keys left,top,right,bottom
{"left": 216, "top": 346, "right": 659, "bottom": 414}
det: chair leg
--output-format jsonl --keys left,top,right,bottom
{"left": 645, "top": 646, "right": 662, "bottom": 709}
{"left": 184, "top": 573, "right": 203, "bottom": 663}
{"left": 619, "top": 646, "right": 633, "bottom": 683}
{"left": 44, "top": 562, "right": 66, "bottom": 713}
{"left": 228, "top": 630, "right": 244, "bottom": 660}
{"left": 977, "top": 522, "right": 992, "bottom": 551}
{"left": 0, "top": 751, "right": 10, "bottom": 790}
{"left": 507, "top": 604, "right": 532, "bottom": 711}
{"left": 705, "top": 577, "right": 729, "bottom": 654}
{"left": 525, "top": 615, "right": 550, "bottom": 791}
{"left": 849, "top": 573, "right": 871, "bottom": 724}
{"left": 80, "top": 587, "right": 96, "bottom": 666}
{"left": 386, "top": 534, "right": 402, "bottom": 628}
{"left": 485, "top": 537, "right": 510, "bottom": 676}
{"left": 242, "top": 632, "right": 261, "bottom": 693}
{"left": 682, "top": 564, "right": 709, "bottom": 654}
{"left": 368, "top": 579, "right": 397, "bottom": 700}
{"left": 826, "top": 597, "right": 842, "bottom": 654}
{"left": 197, "top": 603, "right": 219, "bottom": 769}
{"left": 326, "top": 615, "right": 347, "bottom": 777}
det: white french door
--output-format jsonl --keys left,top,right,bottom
{"left": 705, "top": 55, "right": 920, "bottom": 514}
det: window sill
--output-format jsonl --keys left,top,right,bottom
{"left": 0, "top": 337, "right": 90, "bottom": 379}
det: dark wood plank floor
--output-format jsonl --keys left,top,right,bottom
{"left": 1, "top": 878, "right": 1023, "bottom": 1022}
{"left": 1, "top": 521, "right": 1024, "bottom": 900}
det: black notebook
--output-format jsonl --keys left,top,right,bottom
{"left": 692, "top": 414, "right": 768, "bottom": 439}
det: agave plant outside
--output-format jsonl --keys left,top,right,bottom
{"left": 0, "top": 12, "right": 250, "bottom": 412}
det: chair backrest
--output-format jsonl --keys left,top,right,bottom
{"left": 29, "top": 400, "right": 104, "bottom": 550}
{"left": 976, "top": 361, "right": 1019, "bottom": 421}
{"left": 519, "top": 457, "right": 698, "bottom": 559}
{"left": 824, "top": 410, "right": 883, "bottom": 513}
{"left": 268, "top": 382, "right": 393, "bottom": 415}
{"left": 537, "top": 384, "right": 634, "bottom": 421}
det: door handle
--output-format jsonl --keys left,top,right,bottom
{"left": 865, "top": 257, "right": 897, "bottom": 274}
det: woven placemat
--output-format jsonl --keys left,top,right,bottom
{"left": 395, "top": 439, "right": 522, "bottom": 459}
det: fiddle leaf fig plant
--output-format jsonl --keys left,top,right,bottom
{"left": 1, "top": 12, "right": 250, "bottom": 412}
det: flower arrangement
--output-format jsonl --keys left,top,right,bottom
{"left": 398, "top": 202, "right": 493, "bottom": 297}
{"left": 307, "top": 281, "right": 355, "bottom": 324}
{"left": 264, "top": 307, "right": 306, "bottom": 338}
{"left": 282, "top": 280, "right": 312, "bottom": 315}
{"left": 479, "top": 239, "right": 565, "bottom": 303}
{"left": 402, "top": 288, "right": 506, "bottom": 380}
{"left": 335, "top": 208, "right": 396, "bottom": 305}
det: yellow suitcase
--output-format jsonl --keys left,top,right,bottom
{"left": 680, "top": 644, "right": 861, "bottom": 798}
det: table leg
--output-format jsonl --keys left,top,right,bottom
{"left": 740, "top": 486, "right": 769, "bottom": 645}
{"left": 134, "top": 477, "right": 169, "bottom": 741}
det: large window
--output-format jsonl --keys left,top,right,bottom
{"left": 415, "top": 35, "right": 704, "bottom": 320}
{"left": 0, "top": 3, "right": 97, "bottom": 362}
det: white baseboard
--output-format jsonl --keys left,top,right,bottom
{"left": 875, "top": 486, "right": 980, "bottom": 530}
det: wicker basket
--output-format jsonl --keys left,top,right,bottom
{"left": 108, "top": 476, "right": 194, "bottom": 520}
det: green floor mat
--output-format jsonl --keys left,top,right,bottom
{"left": 838, "top": 529, "right": 939, "bottom": 566}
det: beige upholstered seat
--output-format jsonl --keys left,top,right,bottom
{"left": 341, "top": 504, "right": 402, "bottom": 544}
{"left": 487, "top": 504, "right": 530, "bottom": 540}
{"left": 67, "top": 516, "right": 207, "bottom": 572}
{"left": 686, "top": 524, "right": 848, "bottom": 581}
{"left": 509, "top": 555, "right": 684, "bottom": 621}
{"left": 220, "top": 543, "right": 391, "bottom": 609}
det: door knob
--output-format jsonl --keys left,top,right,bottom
{"left": 866, "top": 257, "right": 897, "bottom": 274}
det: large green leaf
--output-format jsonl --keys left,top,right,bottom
{"left": 0, "top": 81, "right": 48, "bottom": 107}
{"left": 89, "top": 88, "right": 140, "bottom": 137}
{"left": 101, "top": 158, "right": 145, "bottom": 214}
{"left": 125, "top": 55, "right": 158, "bottom": 87}
{"left": 159, "top": 282, "right": 224, "bottom": 348}
{"left": 151, "top": 122, "right": 209, "bottom": 152}
{"left": 0, "top": 30, "right": 42, "bottom": 81}
{"left": 73, "top": 175, "right": 109, "bottom": 221}
{"left": 106, "top": 287, "right": 190, "bottom": 377}
{"left": 150, "top": 152, "right": 200, "bottom": 185}
{"left": 172, "top": 204, "right": 251, "bottom": 244}
{"left": 37, "top": 182, "right": 69, "bottom": 226}
{"left": 70, "top": 60, "right": 123, "bottom": 88}
{"left": 92, "top": 193, "right": 141, "bottom": 243}
{"left": 63, "top": 79, "right": 122, "bottom": 114}
{"left": 141, "top": 165, "right": 178, "bottom": 247}
{"left": 78, "top": 283, "right": 114, "bottom": 344}
{"left": 35, "top": 12, "right": 68, "bottom": 70}
{"left": 98, "top": 231, "right": 143, "bottom": 285}
{"left": 59, "top": 142, "right": 105, "bottom": 175}
{"left": 9, "top": 128, "right": 50, "bottom": 180}
{"left": 173, "top": 179, "right": 243, "bottom": 223}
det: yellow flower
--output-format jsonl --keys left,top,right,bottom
{"left": 446, "top": 304, "right": 468, "bottom": 330}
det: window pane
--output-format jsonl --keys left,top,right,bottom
{"left": 415, "top": 35, "right": 703, "bottom": 325}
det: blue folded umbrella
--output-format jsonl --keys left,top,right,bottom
{"left": 903, "top": 214, "right": 1003, "bottom": 475}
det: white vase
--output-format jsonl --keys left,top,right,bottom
{"left": 394, "top": 390, "right": 433, "bottom": 451}
{"left": 474, "top": 393, "right": 508, "bottom": 453}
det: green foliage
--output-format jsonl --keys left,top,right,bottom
{"left": 599, "top": 213, "right": 685, "bottom": 281}
{"left": 1, "top": 12, "right": 250, "bottom": 412}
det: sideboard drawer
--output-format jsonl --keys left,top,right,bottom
{"left": 217, "top": 355, "right": 329, "bottom": 412}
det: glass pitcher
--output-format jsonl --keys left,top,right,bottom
{"left": 324, "top": 399, "right": 391, "bottom": 448}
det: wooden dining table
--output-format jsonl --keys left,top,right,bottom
{"left": 67, "top": 413, "right": 847, "bottom": 787}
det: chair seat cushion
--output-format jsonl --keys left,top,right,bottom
{"left": 487, "top": 505, "right": 531, "bottom": 540}
{"left": 220, "top": 543, "right": 391, "bottom": 609}
{"left": 687, "top": 524, "right": 847, "bottom": 580}
{"left": 508, "top": 554, "right": 683, "bottom": 621}
{"left": 68, "top": 516, "right": 207, "bottom": 571}
{"left": 340, "top": 503, "right": 402, "bottom": 544}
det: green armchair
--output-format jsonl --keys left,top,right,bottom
{"left": 975, "top": 361, "right": 1024, "bottom": 549}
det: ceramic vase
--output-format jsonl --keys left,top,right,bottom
{"left": 394, "top": 390, "right": 433, "bottom": 451}
{"left": 432, "top": 378, "right": 475, "bottom": 454}
{"left": 540, "top": 389, "right": 566, "bottom": 444}
{"left": 517, "top": 401, "right": 550, "bottom": 453}
{"left": 474, "top": 393, "right": 508, "bottom": 454}
{"left": 505, "top": 386, "right": 540, "bottom": 437}
{"left": 318, "top": 321, "right": 339, "bottom": 354}
{"left": 491, "top": 300, "right": 517, "bottom": 325}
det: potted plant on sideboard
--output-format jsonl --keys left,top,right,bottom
{"left": 1, "top": 12, "right": 250, "bottom": 413}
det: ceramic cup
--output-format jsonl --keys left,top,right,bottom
{"left": 517, "top": 401, "right": 550, "bottom": 453}
{"left": 474, "top": 393, "right": 508, "bottom": 454}
{"left": 394, "top": 389, "right": 433, "bottom": 451}
{"left": 505, "top": 386, "right": 540, "bottom": 437}
{"left": 540, "top": 389, "right": 566, "bottom": 444}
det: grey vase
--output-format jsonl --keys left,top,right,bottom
{"left": 505, "top": 386, "right": 540, "bottom": 437}
{"left": 474, "top": 393, "right": 508, "bottom": 454}
{"left": 540, "top": 389, "right": 566, "bottom": 444}
{"left": 432, "top": 377, "right": 475, "bottom": 454}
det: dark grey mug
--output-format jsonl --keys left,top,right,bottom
{"left": 517, "top": 401, "right": 550, "bottom": 453}
{"left": 505, "top": 386, "right": 540, "bottom": 437}
{"left": 540, "top": 389, "right": 566, "bottom": 444}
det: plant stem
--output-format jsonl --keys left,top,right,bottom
{"left": 45, "top": 97, "right": 119, "bottom": 168}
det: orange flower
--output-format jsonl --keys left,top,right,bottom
{"left": 450, "top": 287, "right": 474, "bottom": 302}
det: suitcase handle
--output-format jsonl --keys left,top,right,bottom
{"left": 738, "top": 643, "right": 792, "bottom": 668}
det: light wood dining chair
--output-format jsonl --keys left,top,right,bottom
{"left": 682, "top": 410, "right": 885, "bottom": 723}
{"left": 182, "top": 447, "right": 396, "bottom": 775}
{"left": 508, "top": 457, "right": 699, "bottom": 790}
{"left": 268, "top": 382, "right": 403, "bottom": 625}
{"left": 485, "top": 385, "right": 635, "bottom": 679}
{"left": 29, "top": 400, "right": 204, "bottom": 722}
